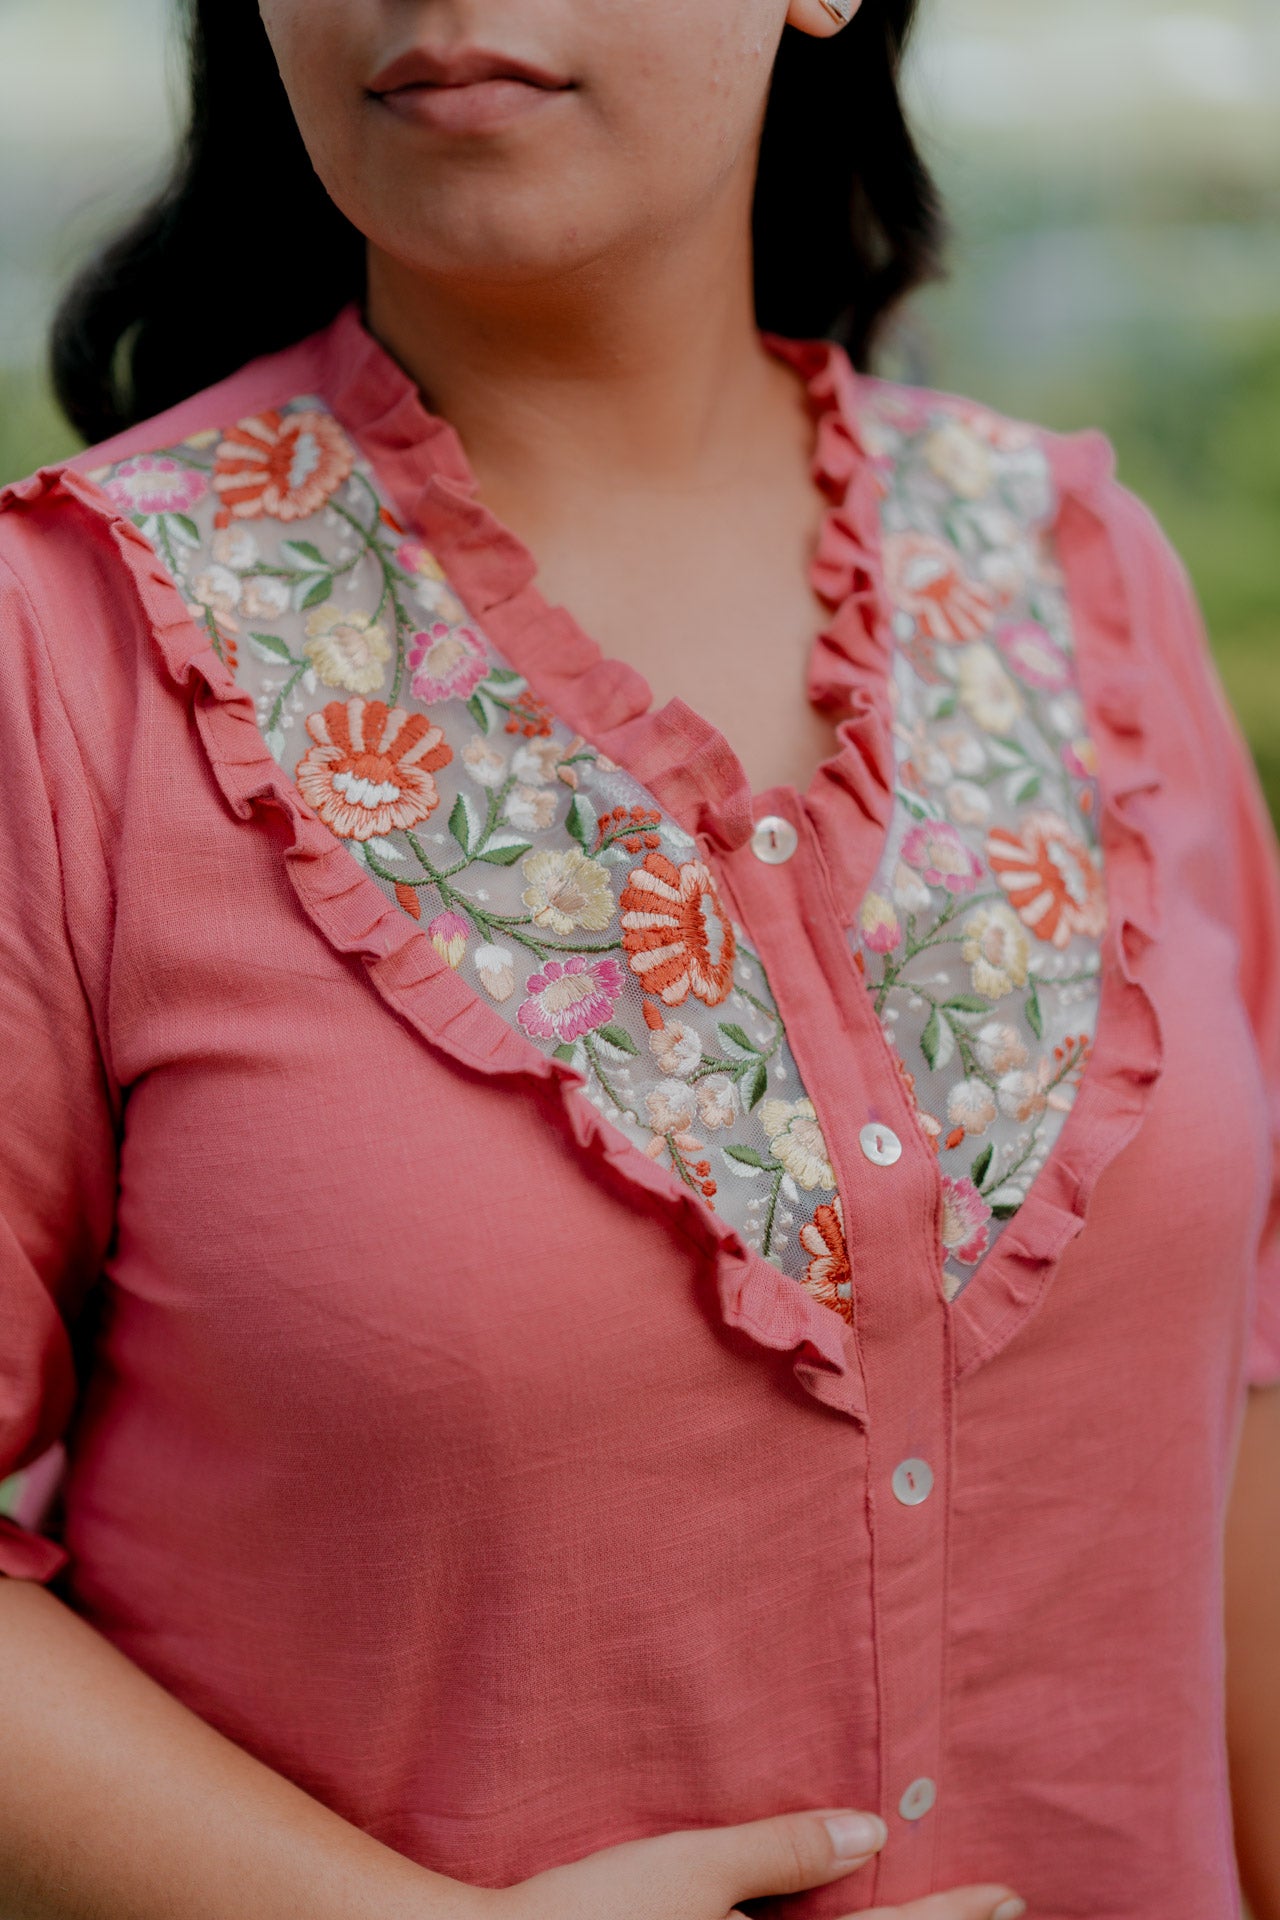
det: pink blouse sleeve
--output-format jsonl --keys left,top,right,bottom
{"left": 1110, "top": 482, "right": 1280, "bottom": 1389}
{"left": 0, "top": 545, "right": 120, "bottom": 1580}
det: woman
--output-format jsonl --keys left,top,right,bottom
{"left": 0, "top": 1, "right": 1277, "bottom": 1915}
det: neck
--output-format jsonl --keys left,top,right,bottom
{"left": 363, "top": 206, "right": 798, "bottom": 511}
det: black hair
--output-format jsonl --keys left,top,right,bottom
{"left": 51, "top": 0, "right": 945, "bottom": 446}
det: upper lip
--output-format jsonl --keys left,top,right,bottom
{"left": 368, "top": 45, "right": 572, "bottom": 93}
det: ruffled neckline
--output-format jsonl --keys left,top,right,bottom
{"left": 314, "top": 305, "right": 898, "bottom": 919}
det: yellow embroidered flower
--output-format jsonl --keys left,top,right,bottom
{"left": 759, "top": 1097, "right": 834, "bottom": 1191}
{"left": 958, "top": 642, "right": 1022, "bottom": 735}
{"left": 520, "top": 847, "right": 614, "bottom": 935}
{"left": 923, "top": 419, "right": 994, "bottom": 499}
{"left": 303, "top": 604, "right": 392, "bottom": 694}
{"left": 962, "top": 902, "right": 1030, "bottom": 1000}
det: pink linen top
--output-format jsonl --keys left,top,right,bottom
{"left": 1, "top": 305, "right": 1279, "bottom": 1919}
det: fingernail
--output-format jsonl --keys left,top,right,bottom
{"left": 992, "top": 1901, "right": 1027, "bottom": 1920}
{"left": 822, "top": 1811, "right": 887, "bottom": 1858}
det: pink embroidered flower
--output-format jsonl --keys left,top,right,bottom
{"left": 427, "top": 911, "right": 469, "bottom": 969}
{"left": 900, "top": 820, "right": 984, "bottom": 894}
{"left": 103, "top": 455, "right": 208, "bottom": 518}
{"left": 940, "top": 1175, "right": 992, "bottom": 1265}
{"left": 516, "top": 956, "right": 625, "bottom": 1044}
{"left": 858, "top": 890, "right": 902, "bottom": 954}
{"left": 997, "top": 621, "right": 1072, "bottom": 692}
{"left": 395, "top": 541, "right": 447, "bottom": 581}
{"left": 407, "top": 622, "right": 489, "bottom": 703}
{"left": 295, "top": 698, "right": 452, "bottom": 840}
{"left": 1062, "top": 737, "right": 1098, "bottom": 781}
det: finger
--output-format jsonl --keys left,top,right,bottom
{"left": 846, "top": 1887, "right": 1026, "bottom": 1920}
{"left": 695, "top": 1805, "right": 889, "bottom": 1902}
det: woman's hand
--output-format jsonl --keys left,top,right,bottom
{"left": 496, "top": 1806, "right": 1025, "bottom": 1920}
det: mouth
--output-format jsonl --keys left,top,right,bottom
{"left": 367, "top": 44, "right": 575, "bottom": 136}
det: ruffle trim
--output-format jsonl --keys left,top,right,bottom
{"left": 947, "top": 426, "right": 1167, "bottom": 1376}
{"left": 0, "top": 460, "right": 867, "bottom": 1425}
{"left": 316, "top": 305, "right": 1169, "bottom": 1379}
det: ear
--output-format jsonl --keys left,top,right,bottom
{"left": 786, "top": 0, "right": 863, "bottom": 37}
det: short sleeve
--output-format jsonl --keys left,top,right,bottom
{"left": 0, "top": 540, "right": 120, "bottom": 1579}
{"left": 1111, "top": 483, "right": 1280, "bottom": 1389}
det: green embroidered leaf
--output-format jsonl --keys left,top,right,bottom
{"left": 986, "top": 739, "right": 1026, "bottom": 771}
{"left": 930, "top": 692, "right": 958, "bottom": 721}
{"left": 567, "top": 793, "right": 597, "bottom": 850}
{"left": 1007, "top": 769, "right": 1042, "bottom": 806}
{"left": 717, "top": 1022, "right": 761, "bottom": 1056}
{"left": 477, "top": 840, "right": 530, "bottom": 866}
{"left": 281, "top": 539, "right": 327, "bottom": 569}
{"left": 247, "top": 631, "right": 294, "bottom": 663}
{"left": 552, "top": 1042, "right": 578, "bottom": 1063}
{"left": 970, "top": 1143, "right": 993, "bottom": 1187}
{"left": 943, "top": 995, "right": 990, "bottom": 1015}
{"left": 919, "top": 1006, "right": 942, "bottom": 1069}
{"left": 596, "top": 1023, "right": 639, "bottom": 1056}
{"left": 990, "top": 1202, "right": 1021, "bottom": 1221}
{"left": 895, "top": 787, "right": 931, "bottom": 821}
{"left": 484, "top": 667, "right": 525, "bottom": 689}
{"left": 448, "top": 792, "right": 473, "bottom": 854}
{"left": 1025, "top": 983, "right": 1044, "bottom": 1039}
{"left": 744, "top": 1059, "right": 768, "bottom": 1111}
{"left": 301, "top": 575, "right": 334, "bottom": 610}
{"left": 466, "top": 693, "right": 491, "bottom": 734}
{"left": 722, "top": 1144, "right": 777, "bottom": 1172}
{"left": 171, "top": 513, "right": 201, "bottom": 543}
{"left": 265, "top": 724, "right": 286, "bottom": 763}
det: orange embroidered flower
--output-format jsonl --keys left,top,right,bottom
{"left": 212, "top": 409, "right": 355, "bottom": 525}
{"left": 799, "top": 1197, "right": 852, "bottom": 1324}
{"left": 619, "top": 851, "right": 736, "bottom": 1007}
{"left": 883, "top": 530, "right": 996, "bottom": 645}
{"left": 295, "top": 698, "right": 452, "bottom": 841}
{"left": 986, "top": 809, "right": 1107, "bottom": 949}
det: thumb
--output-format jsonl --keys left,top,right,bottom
{"left": 696, "top": 1805, "right": 888, "bottom": 1904}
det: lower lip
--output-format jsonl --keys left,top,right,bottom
{"left": 376, "top": 79, "right": 570, "bottom": 136}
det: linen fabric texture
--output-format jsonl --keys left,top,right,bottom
{"left": 1, "top": 308, "right": 1278, "bottom": 1918}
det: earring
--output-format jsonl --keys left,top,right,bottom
{"left": 819, "top": 0, "right": 854, "bottom": 20}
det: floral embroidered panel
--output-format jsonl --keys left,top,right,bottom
{"left": 853, "top": 394, "right": 1106, "bottom": 1300}
{"left": 90, "top": 415, "right": 852, "bottom": 1322}
{"left": 90, "top": 381, "right": 1105, "bottom": 1326}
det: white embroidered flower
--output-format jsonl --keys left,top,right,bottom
{"left": 461, "top": 736, "right": 508, "bottom": 787}
{"left": 211, "top": 525, "right": 258, "bottom": 568}
{"left": 1046, "top": 694, "right": 1084, "bottom": 739}
{"left": 645, "top": 1078, "right": 697, "bottom": 1135}
{"left": 241, "top": 576, "right": 291, "bottom": 620}
{"left": 946, "top": 1078, "right": 997, "bottom": 1135}
{"left": 891, "top": 859, "right": 932, "bottom": 914}
{"left": 958, "top": 643, "right": 1022, "bottom": 736}
{"left": 696, "top": 1074, "right": 739, "bottom": 1130}
{"left": 474, "top": 943, "right": 516, "bottom": 1002}
{"left": 503, "top": 784, "right": 558, "bottom": 833}
{"left": 512, "top": 737, "right": 565, "bottom": 786}
{"left": 997, "top": 1067, "right": 1048, "bottom": 1124}
{"left": 759, "top": 1097, "right": 834, "bottom": 1192}
{"left": 936, "top": 724, "right": 986, "bottom": 776}
{"left": 962, "top": 902, "right": 1030, "bottom": 1000}
{"left": 647, "top": 1022, "right": 701, "bottom": 1077}
{"left": 945, "top": 779, "right": 990, "bottom": 827}
{"left": 413, "top": 577, "right": 467, "bottom": 624}
{"left": 974, "top": 1020, "right": 1028, "bottom": 1076}
{"left": 302, "top": 604, "right": 391, "bottom": 694}
{"left": 190, "top": 565, "right": 241, "bottom": 615}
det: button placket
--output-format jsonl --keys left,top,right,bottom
{"left": 704, "top": 798, "right": 954, "bottom": 1902}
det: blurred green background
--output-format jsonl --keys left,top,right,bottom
{"left": 1, "top": 0, "right": 1277, "bottom": 810}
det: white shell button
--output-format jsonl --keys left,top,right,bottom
{"left": 898, "top": 1776, "right": 937, "bottom": 1821}
{"left": 859, "top": 1121, "right": 902, "bottom": 1167}
{"left": 891, "top": 1457, "right": 934, "bottom": 1506}
{"left": 750, "top": 815, "right": 798, "bottom": 865}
